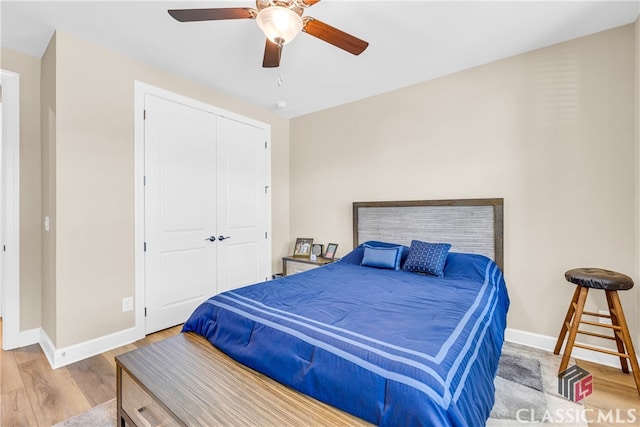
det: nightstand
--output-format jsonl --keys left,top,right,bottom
{"left": 282, "top": 256, "right": 337, "bottom": 276}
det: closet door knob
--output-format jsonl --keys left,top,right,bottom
{"left": 218, "top": 236, "right": 231, "bottom": 241}
{"left": 205, "top": 236, "right": 216, "bottom": 242}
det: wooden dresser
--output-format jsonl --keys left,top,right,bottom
{"left": 116, "top": 332, "right": 369, "bottom": 426}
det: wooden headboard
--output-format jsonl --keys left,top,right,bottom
{"left": 353, "top": 198, "right": 504, "bottom": 271}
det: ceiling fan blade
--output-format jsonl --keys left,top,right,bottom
{"left": 263, "top": 39, "right": 282, "bottom": 68}
{"left": 298, "top": 0, "right": 322, "bottom": 6}
{"left": 168, "top": 8, "right": 256, "bottom": 22}
{"left": 302, "top": 18, "right": 368, "bottom": 56}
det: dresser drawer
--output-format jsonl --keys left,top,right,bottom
{"left": 285, "top": 260, "right": 319, "bottom": 275}
{"left": 121, "top": 369, "right": 179, "bottom": 427}
{"left": 282, "top": 256, "right": 337, "bottom": 276}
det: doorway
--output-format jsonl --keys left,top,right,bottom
{"left": 1, "top": 69, "right": 21, "bottom": 350}
{"left": 0, "top": 85, "right": 3, "bottom": 318}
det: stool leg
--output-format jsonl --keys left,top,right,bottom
{"left": 554, "top": 285, "right": 582, "bottom": 355}
{"left": 608, "top": 290, "right": 640, "bottom": 397}
{"left": 606, "top": 290, "right": 630, "bottom": 373}
{"left": 558, "top": 286, "right": 588, "bottom": 374}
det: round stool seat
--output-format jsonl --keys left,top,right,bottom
{"left": 565, "top": 267, "right": 634, "bottom": 291}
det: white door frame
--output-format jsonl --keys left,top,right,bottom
{"left": 1, "top": 69, "right": 21, "bottom": 350}
{"left": 133, "top": 81, "right": 271, "bottom": 339}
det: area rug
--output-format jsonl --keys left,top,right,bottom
{"left": 55, "top": 342, "right": 585, "bottom": 426}
{"left": 53, "top": 397, "right": 116, "bottom": 427}
{"left": 488, "top": 341, "right": 587, "bottom": 426}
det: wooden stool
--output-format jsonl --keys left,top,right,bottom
{"left": 554, "top": 267, "right": 640, "bottom": 397}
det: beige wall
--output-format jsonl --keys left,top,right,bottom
{"left": 635, "top": 16, "right": 640, "bottom": 347}
{"left": 46, "top": 31, "right": 290, "bottom": 348}
{"left": 0, "top": 48, "right": 43, "bottom": 331}
{"left": 3, "top": 20, "right": 637, "bottom": 353}
{"left": 290, "top": 25, "right": 637, "bottom": 344}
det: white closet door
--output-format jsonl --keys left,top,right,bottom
{"left": 144, "top": 95, "right": 217, "bottom": 334}
{"left": 216, "top": 116, "right": 268, "bottom": 293}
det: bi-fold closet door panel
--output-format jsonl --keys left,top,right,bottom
{"left": 216, "top": 116, "right": 269, "bottom": 294}
{"left": 144, "top": 94, "right": 268, "bottom": 334}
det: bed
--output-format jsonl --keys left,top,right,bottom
{"left": 183, "top": 198, "right": 509, "bottom": 426}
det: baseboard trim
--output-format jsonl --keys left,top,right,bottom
{"left": 505, "top": 327, "right": 639, "bottom": 370}
{"left": 18, "top": 328, "right": 40, "bottom": 347}
{"left": 39, "top": 327, "right": 142, "bottom": 369}
{"left": 39, "top": 328, "right": 57, "bottom": 368}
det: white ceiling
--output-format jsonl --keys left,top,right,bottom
{"left": 2, "top": 1, "right": 639, "bottom": 118}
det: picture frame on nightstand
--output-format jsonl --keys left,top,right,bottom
{"left": 324, "top": 243, "right": 338, "bottom": 260}
{"left": 293, "top": 238, "right": 313, "bottom": 257}
{"left": 310, "top": 244, "right": 324, "bottom": 261}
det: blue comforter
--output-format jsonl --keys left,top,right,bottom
{"left": 183, "top": 245, "right": 509, "bottom": 426}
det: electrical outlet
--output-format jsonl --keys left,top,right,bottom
{"left": 122, "top": 297, "right": 134, "bottom": 312}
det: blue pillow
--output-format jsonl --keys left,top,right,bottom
{"left": 361, "top": 244, "right": 403, "bottom": 270}
{"left": 402, "top": 240, "right": 452, "bottom": 277}
{"left": 340, "top": 241, "right": 410, "bottom": 266}
{"left": 443, "top": 252, "right": 491, "bottom": 282}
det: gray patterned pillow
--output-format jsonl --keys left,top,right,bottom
{"left": 402, "top": 240, "right": 452, "bottom": 277}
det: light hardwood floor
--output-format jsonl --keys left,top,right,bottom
{"left": 1, "top": 319, "right": 638, "bottom": 426}
{"left": 0, "top": 320, "right": 182, "bottom": 426}
{"left": 575, "top": 358, "right": 640, "bottom": 427}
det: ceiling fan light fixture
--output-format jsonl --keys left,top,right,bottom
{"left": 256, "top": 6, "right": 303, "bottom": 45}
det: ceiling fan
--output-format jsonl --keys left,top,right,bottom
{"left": 168, "top": 0, "right": 369, "bottom": 68}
